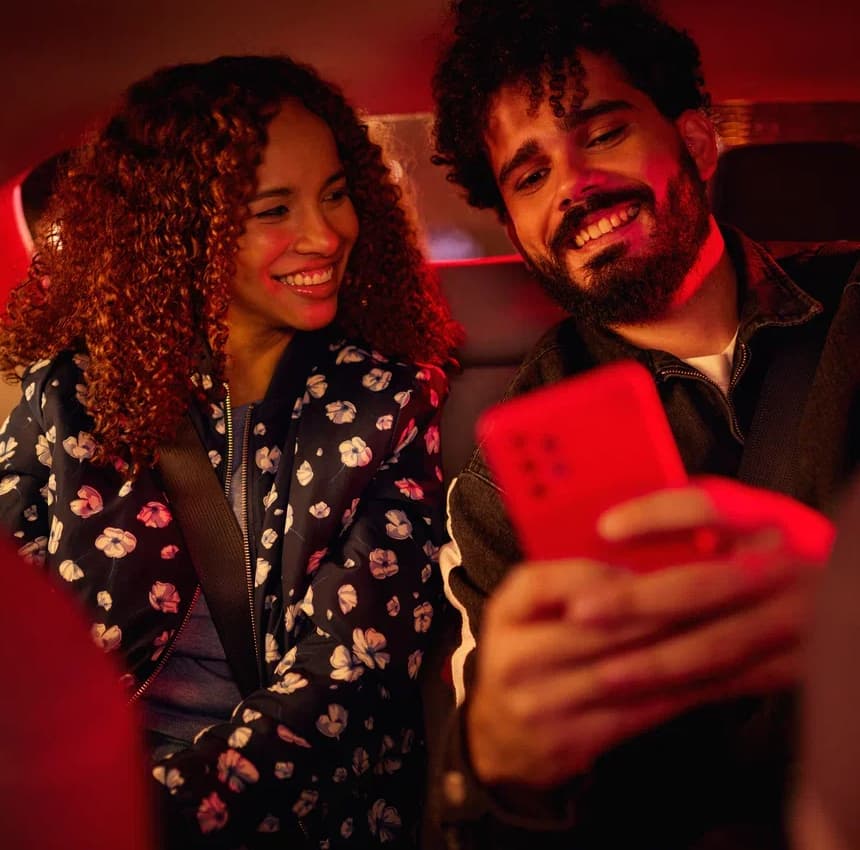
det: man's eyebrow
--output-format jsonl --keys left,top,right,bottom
{"left": 250, "top": 169, "right": 347, "bottom": 202}
{"left": 496, "top": 99, "right": 635, "bottom": 189}
{"left": 560, "top": 99, "right": 634, "bottom": 131}
{"left": 497, "top": 139, "right": 542, "bottom": 190}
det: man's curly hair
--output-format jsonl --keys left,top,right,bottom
{"left": 0, "top": 55, "right": 461, "bottom": 474}
{"left": 432, "top": 0, "right": 710, "bottom": 219}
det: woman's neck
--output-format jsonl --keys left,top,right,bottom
{"left": 224, "top": 325, "right": 294, "bottom": 407}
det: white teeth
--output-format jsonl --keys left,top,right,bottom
{"left": 573, "top": 203, "right": 641, "bottom": 248}
{"left": 276, "top": 267, "right": 334, "bottom": 287}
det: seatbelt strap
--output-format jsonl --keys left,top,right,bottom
{"left": 158, "top": 415, "right": 261, "bottom": 698}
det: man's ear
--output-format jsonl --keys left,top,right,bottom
{"left": 675, "top": 109, "right": 719, "bottom": 182}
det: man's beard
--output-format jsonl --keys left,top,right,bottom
{"left": 528, "top": 150, "right": 711, "bottom": 327}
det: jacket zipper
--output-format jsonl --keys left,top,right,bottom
{"left": 130, "top": 584, "right": 201, "bottom": 702}
{"left": 232, "top": 389, "right": 262, "bottom": 678}
{"left": 656, "top": 341, "right": 749, "bottom": 444}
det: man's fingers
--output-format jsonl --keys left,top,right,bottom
{"left": 570, "top": 550, "right": 804, "bottom": 627}
{"left": 487, "top": 557, "right": 621, "bottom": 623}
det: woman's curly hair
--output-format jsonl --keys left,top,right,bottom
{"left": 432, "top": 0, "right": 710, "bottom": 219}
{"left": 0, "top": 55, "right": 461, "bottom": 474}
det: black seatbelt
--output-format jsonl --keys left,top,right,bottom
{"left": 158, "top": 415, "right": 261, "bottom": 698}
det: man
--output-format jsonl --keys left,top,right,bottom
{"left": 428, "top": 1, "right": 860, "bottom": 848}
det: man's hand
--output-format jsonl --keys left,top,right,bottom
{"left": 466, "top": 476, "right": 834, "bottom": 789}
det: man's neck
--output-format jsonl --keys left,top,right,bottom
{"left": 224, "top": 322, "right": 294, "bottom": 407}
{"left": 609, "top": 218, "right": 739, "bottom": 359}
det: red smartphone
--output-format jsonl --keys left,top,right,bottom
{"left": 476, "top": 360, "right": 694, "bottom": 572}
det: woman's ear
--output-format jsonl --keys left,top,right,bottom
{"left": 675, "top": 109, "right": 719, "bottom": 182}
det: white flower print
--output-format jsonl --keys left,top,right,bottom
{"left": 149, "top": 581, "right": 180, "bottom": 613}
{"left": 197, "top": 792, "right": 228, "bottom": 834}
{"left": 91, "top": 623, "right": 122, "bottom": 652}
{"left": 430, "top": 387, "right": 441, "bottom": 407}
{"left": 333, "top": 766, "right": 348, "bottom": 783}
{"left": 263, "top": 485, "right": 278, "bottom": 510}
{"left": 424, "top": 425, "right": 441, "bottom": 455}
{"left": 276, "top": 725, "right": 311, "bottom": 748}
{"left": 0, "top": 436, "right": 18, "bottom": 464}
{"left": 274, "top": 646, "right": 297, "bottom": 677}
{"left": 299, "top": 586, "right": 314, "bottom": 618}
{"left": 384, "top": 510, "right": 412, "bottom": 540}
{"left": 284, "top": 603, "right": 299, "bottom": 634}
{"left": 421, "top": 563, "right": 433, "bottom": 584}
{"left": 241, "top": 709, "right": 262, "bottom": 723}
{"left": 35, "top": 435, "right": 51, "bottom": 468}
{"left": 44, "top": 425, "right": 56, "bottom": 444}
{"left": 260, "top": 528, "right": 277, "bottom": 549}
{"left": 353, "top": 747, "right": 369, "bottom": 776}
{"left": 24, "top": 383, "right": 35, "bottom": 402}
{"left": 341, "top": 497, "right": 360, "bottom": 528}
{"left": 70, "top": 485, "right": 103, "bottom": 517}
{"left": 274, "top": 761, "right": 294, "bottom": 779}
{"left": 423, "top": 540, "right": 440, "bottom": 562}
{"left": 23, "top": 504, "right": 38, "bottom": 521}
{"left": 309, "top": 501, "right": 331, "bottom": 519}
{"left": 341, "top": 818, "right": 354, "bottom": 839}
{"left": 296, "top": 460, "right": 314, "bottom": 486}
{"left": 152, "top": 765, "right": 184, "bottom": 795}
{"left": 161, "top": 544, "right": 179, "bottom": 559}
{"left": 0, "top": 474, "right": 19, "bottom": 495}
{"left": 335, "top": 345, "right": 366, "bottom": 364}
{"left": 28, "top": 358, "right": 52, "bottom": 374}
{"left": 270, "top": 671, "right": 309, "bottom": 695}
{"left": 330, "top": 645, "right": 364, "bottom": 682}
{"left": 210, "top": 404, "right": 226, "bottom": 435}
{"left": 97, "top": 591, "right": 112, "bottom": 611}
{"left": 386, "top": 597, "right": 400, "bottom": 617}
{"left": 362, "top": 368, "right": 392, "bottom": 392}
{"left": 326, "top": 400, "right": 357, "bottom": 424}
{"left": 352, "top": 628, "right": 390, "bottom": 669}
{"left": 393, "top": 419, "right": 418, "bottom": 454}
{"left": 255, "top": 558, "right": 272, "bottom": 587}
{"left": 306, "top": 373, "right": 328, "bottom": 398}
{"left": 316, "top": 704, "right": 348, "bottom": 738}
{"left": 256, "top": 446, "right": 282, "bottom": 475}
{"left": 136, "top": 501, "right": 172, "bottom": 528}
{"left": 393, "top": 389, "right": 412, "bottom": 409}
{"left": 253, "top": 422, "right": 267, "bottom": 436}
{"left": 376, "top": 414, "right": 393, "bottom": 431}
{"left": 208, "top": 450, "right": 222, "bottom": 469}
{"left": 118, "top": 479, "right": 133, "bottom": 497}
{"left": 228, "top": 727, "right": 253, "bottom": 748}
{"left": 369, "top": 799, "right": 402, "bottom": 843}
{"left": 265, "top": 632, "right": 280, "bottom": 663}
{"left": 217, "top": 749, "right": 260, "bottom": 792}
{"left": 62, "top": 431, "right": 97, "bottom": 461}
{"left": 284, "top": 503, "right": 294, "bottom": 533}
{"left": 95, "top": 527, "right": 137, "bottom": 558}
{"left": 413, "top": 601, "right": 433, "bottom": 633}
{"left": 395, "top": 478, "right": 424, "bottom": 500}
{"left": 59, "top": 559, "right": 83, "bottom": 582}
{"left": 337, "top": 584, "right": 358, "bottom": 614}
{"left": 339, "top": 437, "right": 372, "bottom": 468}
{"left": 408, "top": 649, "right": 423, "bottom": 680}
{"left": 47, "top": 516, "right": 63, "bottom": 554}
{"left": 369, "top": 549, "right": 399, "bottom": 580}
{"left": 292, "top": 789, "right": 320, "bottom": 818}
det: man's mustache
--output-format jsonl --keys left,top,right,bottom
{"left": 550, "top": 186, "right": 654, "bottom": 256}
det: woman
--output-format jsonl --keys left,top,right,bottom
{"left": 0, "top": 56, "right": 459, "bottom": 848}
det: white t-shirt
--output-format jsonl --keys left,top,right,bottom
{"left": 681, "top": 330, "right": 739, "bottom": 395}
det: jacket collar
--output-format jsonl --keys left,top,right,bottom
{"left": 564, "top": 227, "right": 822, "bottom": 373}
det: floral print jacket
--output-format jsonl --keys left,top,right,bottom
{"left": 0, "top": 329, "right": 449, "bottom": 849}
